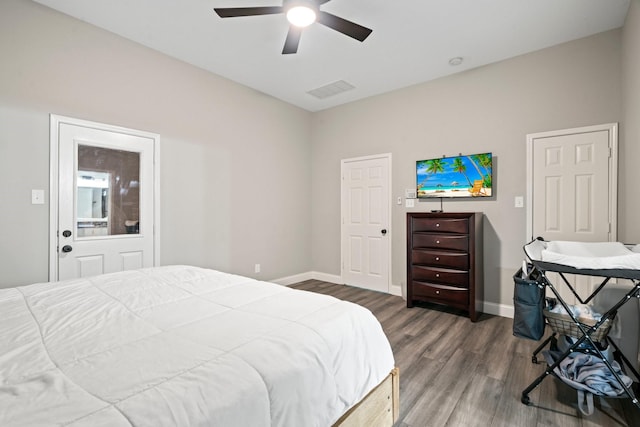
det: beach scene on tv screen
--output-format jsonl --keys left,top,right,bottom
{"left": 417, "top": 153, "right": 492, "bottom": 198}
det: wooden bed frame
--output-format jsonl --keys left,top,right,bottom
{"left": 333, "top": 367, "right": 399, "bottom": 427}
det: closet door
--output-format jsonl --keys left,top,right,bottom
{"left": 526, "top": 123, "right": 617, "bottom": 302}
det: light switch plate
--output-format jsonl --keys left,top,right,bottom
{"left": 32, "top": 189, "right": 45, "bottom": 205}
{"left": 405, "top": 199, "right": 415, "bottom": 208}
{"left": 514, "top": 196, "right": 524, "bottom": 208}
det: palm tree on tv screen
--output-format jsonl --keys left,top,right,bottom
{"left": 417, "top": 159, "right": 445, "bottom": 189}
{"left": 426, "top": 158, "right": 445, "bottom": 175}
{"left": 475, "top": 153, "right": 492, "bottom": 188}
{"left": 416, "top": 160, "right": 429, "bottom": 189}
{"left": 467, "top": 154, "right": 493, "bottom": 188}
{"left": 452, "top": 157, "right": 473, "bottom": 187}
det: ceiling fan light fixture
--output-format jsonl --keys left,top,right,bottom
{"left": 286, "top": 3, "right": 317, "bottom": 27}
{"left": 214, "top": 0, "right": 373, "bottom": 54}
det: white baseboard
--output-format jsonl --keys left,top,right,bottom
{"left": 483, "top": 301, "right": 514, "bottom": 318}
{"left": 271, "top": 271, "right": 343, "bottom": 286}
{"left": 270, "top": 272, "right": 314, "bottom": 286}
{"left": 311, "top": 271, "right": 343, "bottom": 284}
{"left": 389, "top": 285, "right": 402, "bottom": 297}
{"left": 274, "top": 271, "right": 513, "bottom": 319}
{"left": 274, "top": 270, "right": 404, "bottom": 297}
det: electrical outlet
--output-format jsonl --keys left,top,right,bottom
{"left": 254, "top": 264, "right": 261, "bottom": 273}
{"left": 31, "top": 189, "right": 45, "bottom": 205}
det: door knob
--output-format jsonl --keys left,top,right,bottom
{"left": 62, "top": 230, "right": 72, "bottom": 237}
{"left": 61, "top": 245, "right": 73, "bottom": 253}
{"left": 381, "top": 229, "right": 387, "bottom": 235}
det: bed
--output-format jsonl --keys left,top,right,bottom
{"left": 0, "top": 265, "right": 398, "bottom": 426}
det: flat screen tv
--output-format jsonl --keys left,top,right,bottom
{"left": 416, "top": 152, "right": 492, "bottom": 198}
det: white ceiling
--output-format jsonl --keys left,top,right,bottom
{"left": 33, "top": 0, "right": 630, "bottom": 112}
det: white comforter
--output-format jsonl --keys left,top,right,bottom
{"left": 0, "top": 266, "right": 394, "bottom": 427}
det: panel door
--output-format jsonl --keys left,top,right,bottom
{"left": 341, "top": 154, "right": 391, "bottom": 293}
{"left": 56, "top": 120, "right": 157, "bottom": 280}
{"left": 528, "top": 124, "right": 617, "bottom": 303}
{"left": 532, "top": 130, "right": 611, "bottom": 242}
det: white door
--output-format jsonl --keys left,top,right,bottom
{"left": 526, "top": 123, "right": 618, "bottom": 302}
{"left": 50, "top": 116, "right": 159, "bottom": 281}
{"left": 341, "top": 154, "right": 391, "bottom": 293}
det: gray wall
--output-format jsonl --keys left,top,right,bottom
{"left": 311, "top": 29, "right": 624, "bottom": 309}
{"left": 0, "top": 0, "right": 312, "bottom": 287}
{"left": 2, "top": 0, "right": 638, "bottom": 314}
{"left": 621, "top": 0, "right": 640, "bottom": 242}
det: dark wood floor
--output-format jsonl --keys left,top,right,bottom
{"left": 291, "top": 280, "right": 640, "bottom": 427}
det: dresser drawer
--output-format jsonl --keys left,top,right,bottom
{"left": 412, "top": 234, "right": 468, "bottom": 251}
{"left": 411, "top": 250, "right": 469, "bottom": 269}
{"left": 411, "top": 217, "right": 469, "bottom": 234}
{"left": 412, "top": 266, "right": 469, "bottom": 287}
{"left": 411, "top": 282, "right": 469, "bottom": 307}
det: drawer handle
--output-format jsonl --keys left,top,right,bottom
{"left": 436, "top": 240, "right": 440, "bottom": 244}
{"left": 436, "top": 273, "right": 440, "bottom": 278}
{"left": 436, "top": 223, "right": 440, "bottom": 227}
{"left": 435, "top": 257, "right": 440, "bottom": 261}
{"left": 435, "top": 290, "right": 440, "bottom": 294}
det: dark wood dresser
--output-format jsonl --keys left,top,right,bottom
{"left": 406, "top": 212, "right": 483, "bottom": 321}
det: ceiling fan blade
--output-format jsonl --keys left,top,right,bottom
{"left": 214, "top": 6, "right": 283, "bottom": 18}
{"left": 317, "top": 11, "right": 372, "bottom": 42}
{"left": 282, "top": 26, "right": 302, "bottom": 54}
{"left": 315, "top": 0, "right": 332, "bottom": 4}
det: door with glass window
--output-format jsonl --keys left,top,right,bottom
{"left": 55, "top": 118, "right": 157, "bottom": 281}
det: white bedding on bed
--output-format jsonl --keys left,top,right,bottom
{"left": 540, "top": 241, "right": 640, "bottom": 270}
{"left": 0, "top": 266, "right": 394, "bottom": 427}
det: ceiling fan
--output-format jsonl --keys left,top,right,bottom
{"left": 214, "top": 0, "right": 373, "bottom": 54}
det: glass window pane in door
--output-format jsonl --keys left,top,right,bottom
{"left": 77, "top": 145, "right": 140, "bottom": 237}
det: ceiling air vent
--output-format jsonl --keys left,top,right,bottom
{"left": 307, "top": 80, "right": 355, "bottom": 99}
